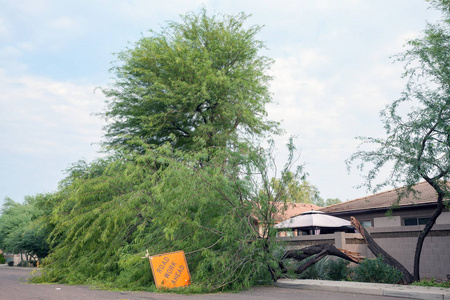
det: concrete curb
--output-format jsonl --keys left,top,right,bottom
{"left": 275, "top": 279, "right": 450, "bottom": 300}
{"left": 0, "top": 264, "right": 36, "bottom": 269}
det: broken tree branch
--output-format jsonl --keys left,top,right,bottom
{"left": 351, "top": 216, "right": 414, "bottom": 284}
{"left": 281, "top": 243, "right": 362, "bottom": 276}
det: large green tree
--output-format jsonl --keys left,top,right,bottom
{"left": 35, "top": 140, "right": 304, "bottom": 291}
{"left": 348, "top": 0, "right": 450, "bottom": 282}
{"left": 35, "top": 10, "right": 353, "bottom": 291}
{"left": 101, "top": 9, "right": 277, "bottom": 151}
{"left": 33, "top": 10, "right": 292, "bottom": 291}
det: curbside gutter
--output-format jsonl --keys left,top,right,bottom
{"left": 275, "top": 279, "right": 450, "bottom": 300}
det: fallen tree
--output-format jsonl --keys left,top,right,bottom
{"left": 280, "top": 243, "right": 363, "bottom": 277}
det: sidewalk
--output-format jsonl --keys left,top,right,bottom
{"left": 275, "top": 279, "right": 450, "bottom": 300}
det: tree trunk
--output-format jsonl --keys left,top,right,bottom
{"left": 351, "top": 217, "right": 414, "bottom": 284}
{"left": 283, "top": 243, "right": 361, "bottom": 263}
{"left": 295, "top": 249, "right": 328, "bottom": 274}
{"left": 412, "top": 184, "right": 445, "bottom": 281}
{"left": 281, "top": 243, "right": 362, "bottom": 276}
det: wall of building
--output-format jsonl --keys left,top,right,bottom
{"left": 437, "top": 211, "right": 450, "bottom": 225}
{"left": 278, "top": 223, "right": 450, "bottom": 280}
{"left": 374, "top": 216, "right": 401, "bottom": 227}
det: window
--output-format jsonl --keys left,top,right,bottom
{"left": 404, "top": 217, "right": 429, "bottom": 226}
{"left": 360, "top": 220, "right": 372, "bottom": 227}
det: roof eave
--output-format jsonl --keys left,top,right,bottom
{"left": 324, "top": 202, "right": 438, "bottom": 216}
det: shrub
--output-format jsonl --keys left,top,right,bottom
{"left": 8, "top": 261, "right": 14, "bottom": 266}
{"left": 412, "top": 277, "right": 450, "bottom": 288}
{"left": 298, "top": 258, "right": 330, "bottom": 280}
{"left": 327, "top": 258, "right": 350, "bottom": 281}
{"left": 351, "top": 256, "right": 403, "bottom": 284}
{"left": 0, "top": 253, "right": 5, "bottom": 264}
{"left": 298, "top": 257, "right": 349, "bottom": 281}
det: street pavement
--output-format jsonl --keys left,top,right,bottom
{"left": 0, "top": 264, "right": 447, "bottom": 299}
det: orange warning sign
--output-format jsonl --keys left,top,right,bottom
{"left": 148, "top": 250, "right": 191, "bottom": 289}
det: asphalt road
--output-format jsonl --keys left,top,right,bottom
{"left": 0, "top": 267, "right": 406, "bottom": 300}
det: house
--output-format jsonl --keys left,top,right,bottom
{"left": 314, "top": 181, "right": 450, "bottom": 280}
{"left": 277, "top": 182, "right": 450, "bottom": 279}
{"left": 319, "top": 181, "right": 450, "bottom": 228}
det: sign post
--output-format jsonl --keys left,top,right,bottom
{"left": 146, "top": 250, "right": 191, "bottom": 289}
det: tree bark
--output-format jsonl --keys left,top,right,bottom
{"left": 281, "top": 243, "right": 361, "bottom": 276}
{"left": 351, "top": 217, "right": 414, "bottom": 284}
{"left": 413, "top": 179, "right": 445, "bottom": 281}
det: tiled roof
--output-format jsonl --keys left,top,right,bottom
{"left": 275, "top": 202, "right": 321, "bottom": 222}
{"left": 319, "top": 181, "right": 441, "bottom": 214}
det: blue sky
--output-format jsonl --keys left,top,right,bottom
{"left": 0, "top": 0, "right": 442, "bottom": 207}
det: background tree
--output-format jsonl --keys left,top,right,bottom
{"left": 267, "top": 175, "right": 341, "bottom": 207}
{"left": 0, "top": 195, "right": 51, "bottom": 263}
{"left": 101, "top": 9, "right": 277, "bottom": 152}
{"left": 348, "top": 0, "right": 450, "bottom": 282}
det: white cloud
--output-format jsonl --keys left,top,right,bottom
{"left": 0, "top": 70, "right": 105, "bottom": 155}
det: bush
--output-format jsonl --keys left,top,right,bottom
{"left": 327, "top": 258, "right": 350, "bottom": 281}
{"left": 0, "top": 253, "right": 5, "bottom": 264}
{"left": 8, "top": 261, "right": 14, "bottom": 266}
{"left": 351, "top": 256, "right": 403, "bottom": 284}
{"left": 298, "top": 258, "right": 350, "bottom": 281}
{"left": 298, "top": 258, "right": 330, "bottom": 280}
{"left": 412, "top": 277, "right": 450, "bottom": 288}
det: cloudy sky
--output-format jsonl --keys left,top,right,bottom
{"left": 0, "top": 0, "right": 442, "bottom": 207}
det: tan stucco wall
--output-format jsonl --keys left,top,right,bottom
{"left": 436, "top": 211, "right": 450, "bottom": 225}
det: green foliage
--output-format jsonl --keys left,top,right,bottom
{"left": 0, "top": 195, "right": 51, "bottom": 259}
{"left": 314, "top": 197, "right": 343, "bottom": 208}
{"left": 298, "top": 258, "right": 330, "bottom": 280}
{"left": 32, "top": 9, "right": 297, "bottom": 293}
{"left": 101, "top": 9, "right": 277, "bottom": 152}
{"left": 0, "top": 253, "right": 5, "bottom": 264}
{"left": 327, "top": 258, "right": 351, "bottom": 281}
{"left": 297, "top": 258, "right": 349, "bottom": 281}
{"left": 347, "top": 0, "right": 450, "bottom": 193}
{"left": 33, "top": 139, "right": 300, "bottom": 292}
{"left": 347, "top": 0, "right": 450, "bottom": 282}
{"left": 351, "top": 256, "right": 403, "bottom": 284}
{"left": 265, "top": 175, "right": 341, "bottom": 207}
{"left": 412, "top": 277, "right": 450, "bottom": 288}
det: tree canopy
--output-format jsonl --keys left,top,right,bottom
{"left": 33, "top": 140, "right": 305, "bottom": 291}
{"left": 31, "top": 10, "right": 299, "bottom": 292}
{"left": 101, "top": 9, "right": 277, "bottom": 152}
{"left": 0, "top": 195, "right": 51, "bottom": 260}
{"left": 348, "top": 0, "right": 450, "bottom": 282}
